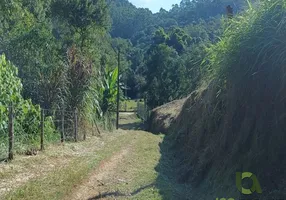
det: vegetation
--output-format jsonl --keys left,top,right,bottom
{"left": 107, "top": 0, "right": 249, "bottom": 108}
{"left": 0, "top": 0, "right": 245, "bottom": 151}
{"left": 2, "top": 0, "right": 286, "bottom": 198}
{"left": 0, "top": 0, "right": 120, "bottom": 154}
{"left": 146, "top": 0, "right": 286, "bottom": 199}
{"left": 3, "top": 120, "right": 166, "bottom": 200}
{"left": 0, "top": 55, "right": 58, "bottom": 158}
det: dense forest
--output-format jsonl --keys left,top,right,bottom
{"left": 108, "top": 0, "right": 250, "bottom": 108}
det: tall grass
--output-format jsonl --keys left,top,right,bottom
{"left": 171, "top": 0, "right": 286, "bottom": 198}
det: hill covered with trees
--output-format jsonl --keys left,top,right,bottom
{"left": 108, "top": 0, "right": 249, "bottom": 108}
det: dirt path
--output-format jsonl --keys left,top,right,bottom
{"left": 66, "top": 128, "right": 163, "bottom": 200}
{"left": 65, "top": 113, "right": 163, "bottom": 200}
{"left": 66, "top": 138, "right": 134, "bottom": 200}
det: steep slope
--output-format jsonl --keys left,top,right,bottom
{"left": 149, "top": 1, "right": 286, "bottom": 199}
{"left": 148, "top": 97, "right": 186, "bottom": 134}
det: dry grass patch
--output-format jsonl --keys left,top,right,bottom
{"left": 1, "top": 131, "right": 129, "bottom": 200}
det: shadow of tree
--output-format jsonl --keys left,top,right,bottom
{"left": 118, "top": 121, "right": 145, "bottom": 130}
{"left": 154, "top": 135, "right": 193, "bottom": 200}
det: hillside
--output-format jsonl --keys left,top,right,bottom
{"left": 149, "top": 1, "right": 286, "bottom": 199}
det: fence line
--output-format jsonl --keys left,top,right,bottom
{"left": 1, "top": 100, "right": 149, "bottom": 161}
{"left": 0, "top": 104, "right": 103, "bottom": 161}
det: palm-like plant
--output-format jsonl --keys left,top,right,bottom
{"left": 99, "top": 66, "right": 119, "bottom": 116}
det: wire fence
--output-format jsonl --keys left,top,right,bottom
{"left": 0, "top": 100, "right": 148, "bottom": 161}
{"left": 0, "top": 105, "right": 101, "bottom": 161}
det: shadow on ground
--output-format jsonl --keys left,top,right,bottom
{"left": 87, "top": 184, "right": 155, "bottom": 200}
{"left": 118, "top": 112, "right": 147, "bottom": 130}
{"left": 153, "top": 135, "right": 193, "bottom": 200}
{"left": 118, "top": 121, "right": 145, "bottom": 130}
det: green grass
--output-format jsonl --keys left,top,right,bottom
{"left": 0, "top": 125, "right": 60, "bottom": 160}
{"left": 115, "top": 133, "right": 164, "bottom": 199}
{"left": 3, "top": 132, "right": 168, "bottom": 200}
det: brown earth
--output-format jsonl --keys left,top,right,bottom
{"left": 148, "top": 98, "right": 187, "bottom": 134}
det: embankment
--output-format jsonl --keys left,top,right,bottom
{"left": 149, "top": 1, "right": 286, "bottom": 199}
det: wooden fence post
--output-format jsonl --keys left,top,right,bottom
{"left": 61, "top": 109, "right": 65, "bottom": 143}
{"left": 144, "top": 99, "right": 148, "bottom": 122}
{"left": 137, "top": 100, "right": 139, "bottom": 114}
{"left": 94, "top": 120, "right": 101, "bottom": 136}
{"left": 8, "top": 104, "right": 14, "bottom": 160}
{"left": 74, "top": 109, "right": 78, "bottom": 142}
{"left": 83, "top": 118, "right": 86, "bottom": 141}
{"left": 40, "top": 109, "right": 44, "bottom": 151}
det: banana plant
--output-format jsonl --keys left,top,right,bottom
{"left": 99, "top": 66, "right": 119, "bottom": 116}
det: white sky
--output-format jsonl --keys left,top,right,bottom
{"left": 129, "top": 0, "right": 181, "bottom": 13}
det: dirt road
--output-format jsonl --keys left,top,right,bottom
{"left": 2, "top": 113, "right": 171, "bottom": 200}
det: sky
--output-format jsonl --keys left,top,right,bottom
{"left": 129, "top": 0, "right": 181, "bottom": 13}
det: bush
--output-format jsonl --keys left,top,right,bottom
{"left": 0, "top": 54, "right": 57, "bottom": 158}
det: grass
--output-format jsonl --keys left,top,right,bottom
{"left": 2, "top": 132, "right": 129, "bottom": 200}
{"left": 0, "top": 127, "right": 60, "bottom": 161}
{"left": 1, "top": 113, "right": 184, "bottom": 200}
{"left": 5, "top": 158, "right": 95, "bottom": 200}
{"left": 114, "top": 132, "right": 165, "bottom": 199}
{"left": 120, "top": 99, "right": 144, "bottom": 112}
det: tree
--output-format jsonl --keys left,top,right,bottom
{"left": 145, "top": 44, "right": 187, "bottom": 108}
{"left": 51, "top": 0, "right": 110, "bottom": 52}
{"left": 167, "top": 27, "right": 192, "bottom": 53}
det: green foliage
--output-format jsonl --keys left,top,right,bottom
{"left": 0, "top": 54, "right": 57, "bottom": 158}
{"left": 51, "top": 0, "right": 110, "bottom": 52}
{"left": 145, "top": 44, "right": 188, "bottom": 108}
{"left": 44, "top": 116, "right": 60, "bottom": 143}
{"left": 0, "top": 54, "right": 22, "bottom": 107}
{"left": 142, "top": 25, "right": 206, "bottom": 108}
{"left": 167, "top": 27, "right": 192, "bottom": 53}
{"left": 0, "top": 0, "right": 117, "bottom": 132}
{"left": 108, "top": 0, "right": 153, "bottom": 39}
{"left": 153, "top": 28, "right": 168, "bottom": 45}
{"left": 51, "top": 0, "right": 109, "bottom": 30}
{"left": 107, "top": 0, "right": 235, "bottom": 104}
{"left": 0, "top": 0, "right": 254, "bottom": 137}
{"left": 99, "top": 66, "right": 119, "bottom": 115}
